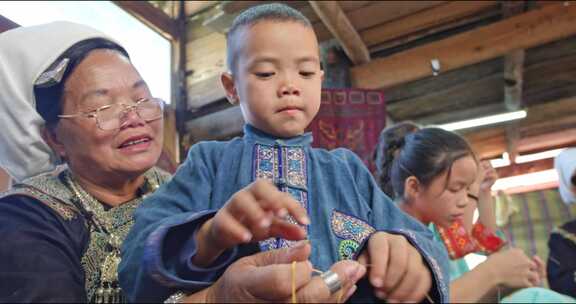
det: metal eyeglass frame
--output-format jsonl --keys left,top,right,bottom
{"left": 57, "top": 97, "right": 165, "bottom": 131}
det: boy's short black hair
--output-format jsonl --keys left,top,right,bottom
{"left": 226, "top": 3, "right": 313, "bottom": 74}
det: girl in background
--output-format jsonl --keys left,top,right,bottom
{"left": 375, "top": 125, "right": 574, "bottom": 302}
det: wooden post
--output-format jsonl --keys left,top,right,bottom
{"left": 309, "top": 1, "right": 370, "bottom": 65}
{"left": 502, "top": 1, "right": 527, "bottom": 164}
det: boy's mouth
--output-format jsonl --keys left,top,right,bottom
{"left": 276, "top": 106, "right": 303, "bottom": 114}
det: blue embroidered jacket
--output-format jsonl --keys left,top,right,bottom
{"left": 119, "top": 125, "right": 450, "bottom": 302}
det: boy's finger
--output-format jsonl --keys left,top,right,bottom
{"left": 214, "top": 210, "right": 253, "bottom": 244}
{"left": 381, "top": 236, "right": 409, "bottom": 293}
{"left": 249, "top": 180, "right": 310, "bottom": 225}
{"left": 367, "top": 233, "right": 389, "bottom": 292}
{"left": 227, "top": 192, "right": 272, "bottom": 229}
{"left": 276, "top": 192, "right": 310, "bottom": 225}
{"left": 268, "top": 219, "right": 307, "bottom": 240}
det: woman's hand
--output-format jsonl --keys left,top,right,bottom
{"left": 194, "top": 241, "right": 365, "bottom": 303}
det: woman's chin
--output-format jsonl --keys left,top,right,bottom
{"left": 118, "top": 153, "right": 161, "bottom": 173}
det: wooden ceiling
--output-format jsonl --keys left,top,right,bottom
{"left": 117, "top": 1, "right": 576, "bottom": 172}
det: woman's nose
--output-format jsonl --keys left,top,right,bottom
{"left": 120, "top": 106, "right": 145, "bottom": 129}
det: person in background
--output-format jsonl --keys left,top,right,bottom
{"left": 547, "top": 147, "right": 576, "bottom": 298}
{"left": 375, "top": 124, "right": 574, "bottom": 303}
{"left": 120, "top": 3, "right": 450, "bottom": 303}
{"left": 0, "top": 168, "right": 10, "bottom": 192}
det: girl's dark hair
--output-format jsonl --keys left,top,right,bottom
{"left": 375, "top": 125, "right": 475, "bottom": 199}
{"left": 374, "top": 121, "right": 421, "bottom": 197}
{"left": 34, "top": 38, "right": 129, "bottom": 128}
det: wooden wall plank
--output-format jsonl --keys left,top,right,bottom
{"left": 361, "top": 1, "right": 498, "bottom": 48}
{"left": 351, "top": 2, "right": 576, "bottom": 89}
{"left": 184, "top": 106, "right": 244, "bottom": 144}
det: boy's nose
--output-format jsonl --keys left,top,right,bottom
{"left": 279, "top": 84, "right": 300, "bottom": 97}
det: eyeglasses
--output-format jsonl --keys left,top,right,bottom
{"left": 58, "top": 97, "right": 164, "bottom": 131}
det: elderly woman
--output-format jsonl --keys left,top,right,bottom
{"left": 0, "top": 22, "right": 169, "bottom": 302}
{"left": 0, "top": 22, "right": 362, "bottom": 303}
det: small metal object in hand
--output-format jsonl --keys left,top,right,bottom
{"left": 320, "top": 270, "right": 342, "bottom": 295}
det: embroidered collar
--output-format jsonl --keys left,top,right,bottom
{"left": 243, "top": 124, "right": 313, "bottom": 146}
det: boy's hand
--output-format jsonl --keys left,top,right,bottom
{"left": 358, "top": 232, "right": 432, "bottom": 303}
{"left": 194, "top": 179, "right": 309, "bottom": 266}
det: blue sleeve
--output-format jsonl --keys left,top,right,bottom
{"left": 337, "top": 149, "right": 451, "bottom": 303}
{"left": 547, "top": 231, "right": 576, "bottom": 298}
{"left": 0, "top": 195, "right": 88, "bottom": 302}
{"left": 119, "top": 143, "right": 245, "bottom": 302}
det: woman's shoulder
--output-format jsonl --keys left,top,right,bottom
{"left": 1, "top": 171, "right": 81, "bottom": 221}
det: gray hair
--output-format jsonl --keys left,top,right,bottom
{"left": 226, "top": 3, "right": 313, "bottom": 74}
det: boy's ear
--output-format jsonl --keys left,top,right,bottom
{"left": 41, "top": 126, "right": 66, "bottom": 161}
{"left": 403, "top": 176, "right": 421, "bottom": 202}
{"left": 319, "top": 69, "right": 324, "bottom": 82}
{"left": 220, "top": 72, "right": 239, "bottom": 105}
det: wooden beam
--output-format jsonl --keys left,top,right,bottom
{"left": 113, "top": 1, "right": 178, "bottom": 40}
{"left": 495, "top": 157, "right": 553, "bottom": 178}
{"left": 361, "top": 1, "right": 498, "bottom": 48}
{"left": 309, "top": 1, "right": 370, "bottom": 65}
{"left": 0, "top": 15, "right": 19, "bottom": 33}
{"left": 351, "top": 2, "right": 576, "bottom": 89}
{"left": 185, "top": 1, "right": 219, "bottom": 17}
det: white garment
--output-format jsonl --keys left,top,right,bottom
{"left": 0, "top": 21, "right": 116, "bottom": 182}
{"left": 555, "top": 148, "right": 576, "bottom": 205}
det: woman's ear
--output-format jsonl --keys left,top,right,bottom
{"left": 220, "top": 72, "right": 238, "bottom": 105}
{"left": 404, "top": 176, "right": 421, "bottom": 202}
{"left": 41, "top": 126, "right": 66, "bottom": 161}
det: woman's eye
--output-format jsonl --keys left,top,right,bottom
{"left": 300, "top": 71, "right": 316, "bottom": 77}
{"left": 255, "top": 72, "right": 275, "bottom": 78}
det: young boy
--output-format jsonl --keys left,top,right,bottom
{"left": 120, "top": 3, "right": 449, "bottom": 303}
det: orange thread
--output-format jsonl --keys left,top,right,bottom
{"left": 292, "top": 261, "right": 297, "bottom": 304}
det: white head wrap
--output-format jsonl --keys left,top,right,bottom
{"left": 555, "top": 148, "right": 576, "bottom": 205}
{"left": 0, "top": 21, "right": 119, "bottom": 182}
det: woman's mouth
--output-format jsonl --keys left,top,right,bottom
{"left": 118, "top": 135, "right": 153, "bottom": 152}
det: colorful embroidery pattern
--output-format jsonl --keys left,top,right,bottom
{"left": 437, "top": 220, "right": 506, "bottom": 259}
{"left": 254, "top": 144, "right": 308, "bottom": 251}
{"left": 330, "top": 210, "right": 375, "bottom": 260}
{"left": 338, "top": 239, "right": 360, "bottom": 260}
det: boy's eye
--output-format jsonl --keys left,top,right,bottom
{"left": 300, "top": 71, "right": 316, "bottom": 78}
{"left": 254, "top": 72, "right": 275, "bottom": 78}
